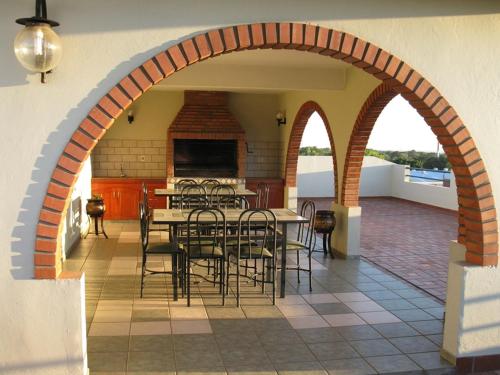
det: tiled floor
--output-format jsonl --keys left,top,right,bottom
{"left": 299, "top": 197, "right": 456, "bottom": 301}
{"left": 64, "top": 220, "right": 455, "bottom": 374}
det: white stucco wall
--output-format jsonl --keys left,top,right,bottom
{"left": 298, "top": 156, "right": 458, "bottom": 211}
{"left": 1, "top": 1, "right": 499, "bottom": 372}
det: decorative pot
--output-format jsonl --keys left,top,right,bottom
{"left": 314, "top": 210, "right": 336, "bottom": 234}
{"left": 86, "top": 198, "right": 106, "bottom": 217}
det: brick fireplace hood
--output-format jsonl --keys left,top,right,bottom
{"left": 167, "top": 91, "right": 246, "bottom": 178}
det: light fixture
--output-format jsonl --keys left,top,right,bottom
{"left": 276, "top": 111, "right": 287, "bottom": 127}
{"left": 127, "top": 110, "right": 134, "bottom": 124}
{"left": 14, "top": 0, "right": 62, "bottom": 83}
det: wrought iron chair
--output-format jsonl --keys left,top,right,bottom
{"left": 139, "top": 202, "right": 184, "bottom": 300}
{"left": 201, "top": 179, "right": 220, "bottom": 195}
{"left": 226, "top": 209, "right": 277, "bottom": 306}
{"left": 210, "top": 184, "right": 235, "bottom": 207}
{"left": 278, "top": 200, "right": 316, "bottom": 291}
{"left": 171, "top": 179, "right": 198, "bottom": 208}
{"left": 255, "top": 182, "right": 270, "bottom": 209}
{"left": 185, "top": 207, "right": 227, "bottom": 306}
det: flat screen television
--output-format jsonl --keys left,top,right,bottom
{"left": 174, "top": 139, "right": 238, "bottom": 177}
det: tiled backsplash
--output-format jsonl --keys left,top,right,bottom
{"left": 91, "top": 139, "right": 166, "bottom": 178}
{"left": 245, "top": 141, "right": 282, "bottom": 178}
{"left": 91, "top": 139, "right": 282, "bottom": 178}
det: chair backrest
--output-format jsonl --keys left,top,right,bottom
{"left": 139, "top": 202, "right": 149, "bottom": 252}
{"left": 181, "top": 184, "right": 207, "bottom": 200}
{"left": 217, "top": 195, "right": 249, "bottom": 210}
{"left": 238, "top": 208, "right": 277, "bottom": 259}
{"left": 176, "top": 178, "right": 197, "bottom": 190}
{"left": 297, "top": 200, "right": 316, "bottom": 249}
{"left": 142, "top": 182, "right": 149, "bottom": 215}
{"left": 201, "top": 179, "right": 220, "bottom": 194}
{"left": 187, "top": 207, "right": 226, "bottom": 257}
{"left": 256, "top": 183, "right": 270, "bottom": 209}
{"left": 180, "top": 195, "right": 209, "bottom": 210}
{"left": 210, "top": 184, "right": 235, "bottom": 207}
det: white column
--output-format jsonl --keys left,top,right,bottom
{"left": 284, "top": 186, "right": 298, "bottom": 212}
{"left": 331, "top": 202, "right": 362, "bottom": 258}
{"left": 442, "top": 241, "right": 500, "bottom": 364}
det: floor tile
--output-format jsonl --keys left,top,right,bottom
{"left": 336, "top": 325, "right": 382, "bottom": 341}
{"left": 276, "top": 294, "right": 307, "bottom": 305}
{"left": 88, "top": 352, "right": 128, "bottom": 372}
{"left": 333, "top": 292, "right": 370, "bottom": 302}
{"left": 311, "top": 303, "right": 352, "bottom": 315}
{"left": 344, "top": 301, "right": 385, "bottom": 313}
{"left": 390, "top": 308, "right": 435, "bottom": 322}
{"left": 350, "top": 338, "right": 401, "bottom": 357}
{"left": 278, "top": 304, "right": 317, "bottom": 317}
{"left": 424, "top": 307, "right": 445, "bottom": 319}
{"left": 87, "top": 336, "right": 129, "bottom": 352}
{"left": 321, "top": 358, "right": 376, "bottom": 375}
{"left": 93, "top": 309, "right": 132, "bottom": 323}
{"left": 131, "top": 308, "right": 170, "bottom": 321}
{"left": 323, "top": 313, "right": 366, "bottom": 327}
{"left": 408, "top": 352, "right": 453, "bottom": 369}
{"left": 267, "top": 343, "right": 316, "bottom": 363}
{"left": 371, "top": 322, "right": 420, "bottom": 338}
{"left": 274, "top": 361, "right": 327, "bottom": 375}
{"left": 308, "top": 341, "right": 359, "bottom": 360}
{"left": 302, "top": 293, "right": 339, "bottom": 304}
{"left": 129, "top": 335, "right": 173, "bottom": 352}
{"left": 287, "top": 315, "right": 329, "bottom": 329}
{"left": 130, "top": 321, "right": 171, "bottom": 335}
{"left": 171, "top": 319, "right": 212, "bottom": 334}
{"left": 362, "top": 290, "right": 401, "bottom": 301}
{"left": 358, "top": 311, "right": 401, "bottom": 324}
{"left": 365, "top": 354, "right": 420, "bottom": 373}
{"left": 170, "top": 306, "right": 208, "bottom": 320}
{"left": 88, "top": 322, "right": 130, "bottom": 336}
{"left": 297, "top": 327, "right": 344, "bottom": 343}
{"left": 409, "top": 297, "right": 443, "bottom": 309}
{"left": 127, "top": 351, "right": 175, "bottom": 371}
{"left": 259, "top": 329, "right": 302, "bottom": 346}
{"left": 389, "top": 336, "right": 439, "bottom": 353}
{"left": 408, "top": 320, "right": 444, "bottom": 335}
{"left": 376, "top": 298, "right": 417, "bottom": 311}
{"left": 242, "top": 306, "right": 284, "bottom": 319}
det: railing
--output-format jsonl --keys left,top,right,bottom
{"left": 408, "top": 167, "right": 451, "bottom": 186}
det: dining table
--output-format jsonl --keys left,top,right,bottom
{"left": 154, "top": 187, "right": 257, "bottom": 208}
{"left": 152, "top": 207, "right": 309, "bottom": 298}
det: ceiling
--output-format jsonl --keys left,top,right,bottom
{"left": 154, "top": 48, "right": 351, "bottom": 93}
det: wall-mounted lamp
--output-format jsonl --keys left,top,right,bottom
{"left": 276, "top": 111, "right": 287, "bottom": 127}
{"left": 14, "top": 0, "right": 62, "bottom": 83}
{"left": 127, "top": 110, "right": 135, "bottom": 124}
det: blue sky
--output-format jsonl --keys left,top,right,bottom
{"left": 301, "top": 95, "right": 441, "bottom": 153}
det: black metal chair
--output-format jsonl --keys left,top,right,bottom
{"left": 210, "top": 184, "right": 235, "bottom": 207}
{"left": 255, "top": 182, "right": 270, "bottom": 208}
{"left": 171, "top": 179, "right": 198, "bottom": 208}
{"left": 142, "top": 182, "right": 168, "bottom": 234}
{"left": 201, "top": 179, "right": 220, "bottom": 195}
{"left": 185, "top": 207, "right": 227, "bottom": 306}
{"left": 279, "top": 200, "right": 316, "bottom": 291}
{"left": 139, "top": 202, "right": 184, "bottom": 300}
{"left": 226, "top": 209, "right": 277, "bottom": 306}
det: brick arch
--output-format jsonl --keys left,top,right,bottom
{"left": 34, "top": 22, "right": 498, "bottom": 279}
{"left": 284, "top": 101, "right": 338, "bottom": 202}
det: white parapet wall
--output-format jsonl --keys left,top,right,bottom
{"left": 297, "top": 155, "right": 458, "bottom": 211}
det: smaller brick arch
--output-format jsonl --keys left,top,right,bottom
{"left": 284, "top": 101, "right": 338, "bottom": 202}
{"left": 342, "top": 83, "right": 498, "bottom": 266}
{"left": 341, "top": 83, "right": 397, "bottom": 206}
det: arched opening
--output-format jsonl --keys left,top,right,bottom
{"left": 284, "top": 101, "right": 338, "bottom": 211}
{"left": 35, "top": 23, "right": 496, "bottom": 283}
{"left": 352, "top": 92, "right": 459, "bottom": 301}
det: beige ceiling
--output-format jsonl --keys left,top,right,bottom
{"left": 195, "top": 49, "right": 350, "bottom": 68}
{"left": 155, "top": 48, "right": 351, "bottom": 93}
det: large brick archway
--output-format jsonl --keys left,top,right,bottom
{"left": 284, "top": 101, "right": 338, "bottom": 201}
{"left": 34, "top": 22, "right": 497, "bottom": 278}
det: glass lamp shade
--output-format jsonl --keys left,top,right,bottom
{"left": 14, "top": 23, "right": 62, "bottom": 73}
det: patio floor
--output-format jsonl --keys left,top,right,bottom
{"left": 64, "top": 219, "right": 454, "bottom": 374}
{"left": 299, "top": 197, "right": 457, "bottom": 301}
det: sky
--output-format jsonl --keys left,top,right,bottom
{"left": 300, "top": 95, "right": 441, "bottom": 153}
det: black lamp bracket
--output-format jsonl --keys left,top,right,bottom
{"left": 16, "top": 0, "right": 59, "bottom": 27}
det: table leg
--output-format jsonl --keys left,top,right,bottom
{"left": 280, "top": 222, "right": 287, "bottom": 298}
{"left": 322, "top": 234, "right": 328, "bottom": 256}
{"left": 328, "top": 231, "right": 334, "bottom": 259}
